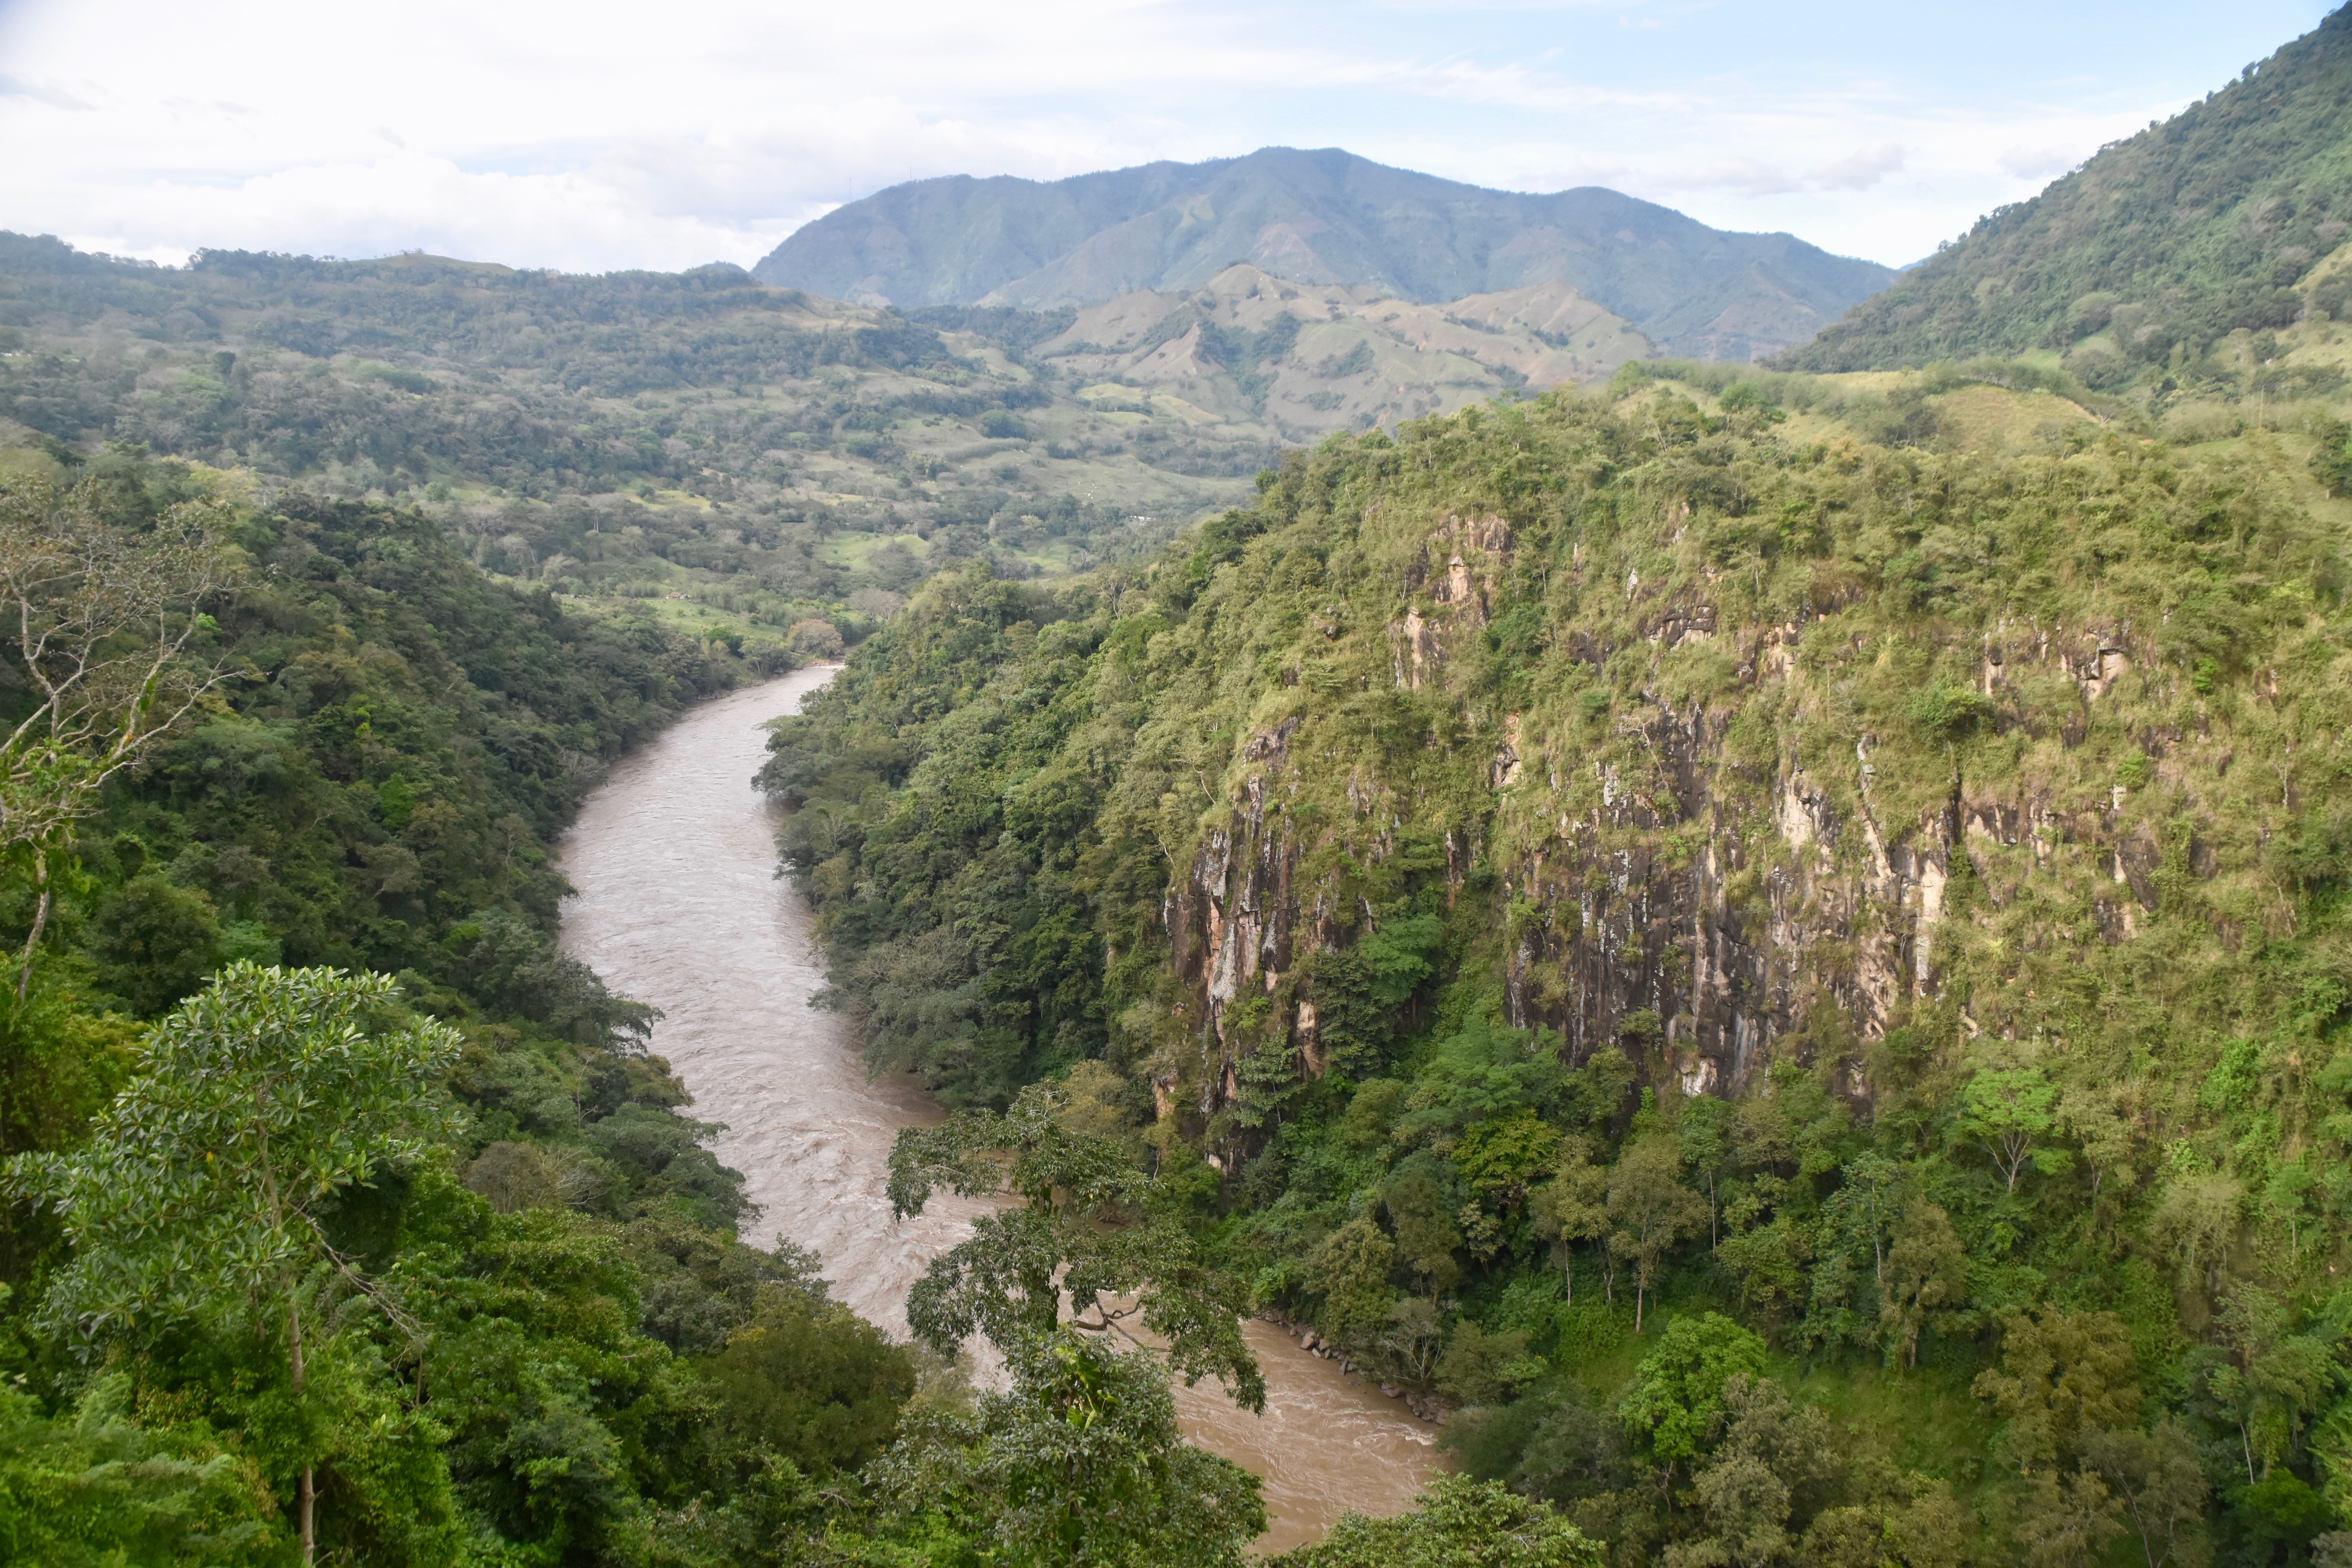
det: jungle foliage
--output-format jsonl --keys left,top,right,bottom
{"left": 0, "top": 235, "right": 1230, "bottom": 642}
{"left": 768, "top": 374, "right": 2352, "bottom": 1565}
{"left": 0, "top": 453, "right": 956, "bottom": 1564}
{"left": 0, "top": 441, "right": 1404, "bottom": 1567}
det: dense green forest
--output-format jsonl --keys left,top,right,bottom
{"left": 0, "top": 443, "right": 1578, "bottom": 1563}
{"left": 1780, "top": 9, "right": 2352, "bottom": 381}
{"left": 764, "top": 366, "right": 2352, "bottom": 1566}
{"left": 26, "top": 5, "right": 2352, "bottom": 1564}
{"left": 0, "top": 449, "right": 914, "bottom": 1563}
{"left": 0, "top": 234, "right": 1238, "bottom": 646}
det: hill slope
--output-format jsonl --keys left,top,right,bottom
{"left": 1780, "top": 5, "right": 2352, "bottom": 374}
{"left": 1009, "top": 263, "right": 1650, "bottom": 445}
{"left": 0, "top": 238, "right": 1675, "bottom": 637}
{"left": 0, "top": 450, "right": 902, "bottom": 1561}
{"left": 756, "top": 147, "right": 1896, "bottom": 362}
{"left": 767, "top": 376, "right": 2352, "bottom": 1561}
{"left": 0, "top": 234, "right": 1250, "bottom": 637}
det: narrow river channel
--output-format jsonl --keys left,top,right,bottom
{"left": 557, "top": 670, "right": 1439, "bottom": 1553}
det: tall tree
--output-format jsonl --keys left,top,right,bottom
{"left": 888, "top": 1079, "right": 1263, "bottom": 1408}
{"left": 1973, "top": 1308, "right": 2142, "bottom": 1474}
{"left": 887, "top": 1082, "right": 1270, "bottom": 1564}
{"left": 1529, "top": 1137, "right": 1609, "bottom": 1306}
{"left": 1677, "top": 1097, "right": 1733, "bottom": 1251}
{"left": 1880, "top": 1203, "right": 1969, "bottom": 1369}
{"left": 7, "top": 963, "right": 462, "bottom": 1565}
{"left": 1271, "top": 1476, "right": 1603, "bottom": 1567}
{"left": 877, "top": 1328, "right": 1266, "bottom": 1568}
{"left": 1617, "top": 1312, "right": 1768, "bottom": 1479}
{"left": 2080, "top": 1421, "right": 2209, "bottom": 1568}
{"left": 1607, "top": 1136, "right": 1706, "bottom": 1332}
{"left": 1306, "top": 1214, "right": 1400, "bottom": 1353}
{"left": 1956, "top": 1066, "right": 2065, "bottom": 1196}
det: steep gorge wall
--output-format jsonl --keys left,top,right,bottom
{"left": 1154, "top": 418, "right": 2340, "bottom": 1137}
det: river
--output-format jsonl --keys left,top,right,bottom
{"left": 556, "top": 669, "right": 1439, "bottom": 1553}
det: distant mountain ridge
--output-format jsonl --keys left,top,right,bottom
{"left": 1779, "top": 5, "right": 2352, "bottom": 373}
{"left": 754, "top": 147, "right": 1898, "bottom": 362}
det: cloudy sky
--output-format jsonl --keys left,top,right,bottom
{"left": 0, "top": 0, "right": 2333, "bottom": 276}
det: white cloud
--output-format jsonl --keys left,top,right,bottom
{"left": 1659, "top": 158, "right": 1804, "bottom": 197}
{"left": 1810, "top": 140, "right": 1905, "bottom": 191}
{"left": 0, "top": 0, "right": 2284, "bottom": 273}
{"left": 1645, "top": 142, "right": 1904, "bottom": 199}
{"left": 65, "top": 154, "right": 811, "bottom": 274}
{"left": 0, "top": 72, "right": 91, "bottom": 110}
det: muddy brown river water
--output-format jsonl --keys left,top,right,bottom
{"left": 557, "top": 670, "right": 1439, "bottom": 1552}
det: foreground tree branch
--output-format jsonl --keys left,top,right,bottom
{"left": 5, "top": 962, "right": 462, "bottom": 1566}
{"left": 0, "top": 475, "right": 237, "bottom": 995}
{"left": 889, "top": 1080, "right": 1267, "bottom": 1413}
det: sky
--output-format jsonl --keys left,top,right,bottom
{"left": 0, "top": 0, "right": 2336, "bottom": 278}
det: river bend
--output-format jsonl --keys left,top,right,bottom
{"left": 556, "top": 670, "right": 1437, "bottom": 1552}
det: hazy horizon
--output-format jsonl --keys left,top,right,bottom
{"left": 0, "top": 0, "right": 2333, "bottom": 279}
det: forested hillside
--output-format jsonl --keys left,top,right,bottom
{"left": 768, "top": 370, "right": 2352, "bottom": 1564}
{"left": 1782, "top": 7, "right": 2352, "bottom": 374}
{"left": 0, "top": 234, "right": 1234, "bottom": 645}
{"left": 0, "top": 233, "right": 1694, "bottom": 657}
{"left": 0, "top": 450, "right": 929, "bottom": 1561}
{"left": 0, "top": 447, "right": 1575, "bottom": 1565}
{"left": 1027, "top": 263, "right": 1648, "bottom": 441}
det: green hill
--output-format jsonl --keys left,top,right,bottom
{"left": 1780, "top": 6, "right": 2352, "bottom": 376}
{"left": 1015, "top": 263, "right": 1651, "bottom": 446}
{"left": 0, "top": 236, "right": 1706, "bottom": 650}
{"left": 0, "top": 234, "right": 1256, "bottom": 644}
{"left": 756, "top": 147, "right": 1896, "bottom": 362}
{"left": 765, "top": 370, "right": 2352, "bottom": 1563}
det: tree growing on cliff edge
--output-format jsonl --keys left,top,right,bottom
{"left": 1956, "top": 1065, "right": 2067, "bottom": 1196}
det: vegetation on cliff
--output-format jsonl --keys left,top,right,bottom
{"left": 0, "top": 441, "right": 1561, "bottom": 1566}
{"left": 768, "top": 371, "right": 2352, "bottom": 1564}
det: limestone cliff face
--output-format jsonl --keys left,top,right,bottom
{"left": 1159, "top": 501, "right": 2235, "bottom": 1124}
{"left": 779, "top": 390, "right": 2339, "bottom": 1160}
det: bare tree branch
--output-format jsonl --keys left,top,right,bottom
{"left": 1, "top": 475, "right": 239, "bottom": 993}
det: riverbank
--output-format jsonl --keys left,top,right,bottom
{"left": 554, "top": 670, "right": 1439, "bottom": 1551}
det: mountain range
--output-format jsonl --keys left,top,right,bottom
{"left": 756, "top": 147, "right": 1898, "bottom": 363}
